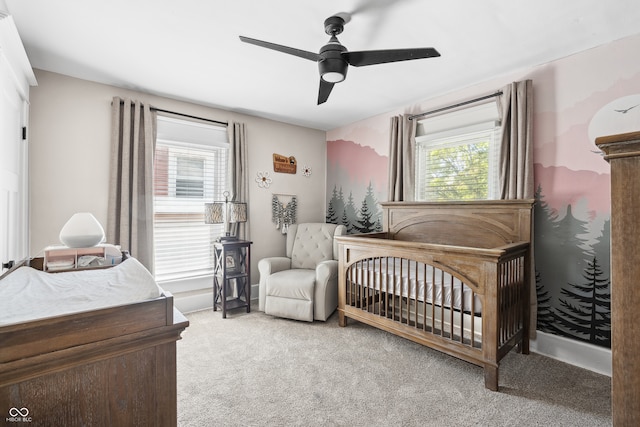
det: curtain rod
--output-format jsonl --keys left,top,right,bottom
{"left": 407, "top": 91, "right": 503, "bottom": 121}
{"left": 116, "top": 100, "right": 228, "bottom": 126}
{"left": 152, "top": 107, "right": 228, "bottom": 127}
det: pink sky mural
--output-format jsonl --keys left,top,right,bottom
{"left": 327, "top": 116, "right": 390, "bottom": 157}
{"left": 534, "top": 163, "right": 610, "bottom": 218}
{"left": 327, "top": 139, "right": 387, "bottom": 196}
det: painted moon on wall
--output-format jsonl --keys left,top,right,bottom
{"left": 588, "top": 94, "right": 640, "bottom": 143}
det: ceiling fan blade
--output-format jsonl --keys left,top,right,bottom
{"left": 343, "top": 47, "right": 440, "bottom": 67}
{"left": 318, "top": 79, "right": 335, "bottom": 105}
{"left": 239, "top": 36, "right": 320, "bottom": 62}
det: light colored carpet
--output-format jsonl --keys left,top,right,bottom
{"left": 177, "top": 306, "right": 611, "bottom": 426}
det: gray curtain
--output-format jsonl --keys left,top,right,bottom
{"left": 497, "top": 80, "right": 536, "bottom": 336}
{"left": 388, "top": 114, "right": 416, "bottom": 201}
{"left": 107, "top": 97, "right": 157, "bottom": 272}
{"left": 228, "top": 122, "right": 249, "bottom": 240}
{"left": 498, "top": 80, "right": 534, "bottom": 199}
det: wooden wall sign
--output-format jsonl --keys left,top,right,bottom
{"left": 273, "top": 153, "right": 297, "bottom": 174}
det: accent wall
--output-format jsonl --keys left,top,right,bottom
{"left": 326, "top": 32, "right": 640, "bottom": 349}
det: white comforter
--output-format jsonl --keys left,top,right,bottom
{"left": 0, "top": 257, "right": 163, "bottom": 326}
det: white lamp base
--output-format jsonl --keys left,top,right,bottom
{"left": 59, "top": 212, "right": 105, "bottom": 248}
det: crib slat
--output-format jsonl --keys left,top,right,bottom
{"left": 399, "top": 258, "right": 404, "bottom": 324}
{"left": 384, "top": 257, "right": 389, "bottom": 319}
{"left": 373, "top": 258, "right": 378, "bottom": 315}
{"left": 459, "top": 281, "right": 464, "bottom": 344}
{"left": 414, "top": 260, "right": 419, "bottom": 329}
{"left": 440, "top": 269, "right": 445, "bottom": 337}
{"left": 365, "top": 258, "right": 370, "bottom": 313}
{"left": 471, "top": 288, "right": 476, "bottom": 347}
{"left": 422, "top": 263, "right": 427, "bottom": 331}
{"left": 431, "top": 267, "right": 436, "bottom": 334}
{"left": 346, "top": 265, "right": 352, "bottom": 306}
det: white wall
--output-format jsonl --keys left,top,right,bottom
{"left": 29, "top": 70, "right": 327, "bottom": 302}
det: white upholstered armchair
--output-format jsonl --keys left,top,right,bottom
{"left": 258, "top": 223, "right": 347, "bottom": 322}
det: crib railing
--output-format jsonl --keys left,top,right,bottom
{"left": 345, "top": 257, "right": 482, "bottom": 349}
{"left": 344, "top": 253, "right": 527, "bottom": 352}
{"left": 497, "top": 253, "right": 527, "bottom": 348}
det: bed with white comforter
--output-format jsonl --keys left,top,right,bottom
{"left": 0, "top": 257, "right": 163, "bottom": 326}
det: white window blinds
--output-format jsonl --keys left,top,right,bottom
{"left": 154, "top": 115, "right": 228, "bottom": 282}
{"left": 415, "top": 102, "right": 500, "bottom": 201}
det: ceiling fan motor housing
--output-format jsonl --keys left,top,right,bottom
{"left": 319, "top": 36, "right": 348, "bottom": 83}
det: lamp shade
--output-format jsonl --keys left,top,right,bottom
{"left": 59, "top": 212, "right": 105, "bottom": 248}
{"left": 204, "top": 202, "right": 224, "bottom": 224}
{"left": 229, "top": 202, "right": 247, "bottom": 223}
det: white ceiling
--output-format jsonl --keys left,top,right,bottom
{"left": 5, "top": 0, "right": 640, "bottom": 130}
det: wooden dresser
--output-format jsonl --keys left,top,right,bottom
{"left": 596, "top": 130, "right": 640, "bottom": 426}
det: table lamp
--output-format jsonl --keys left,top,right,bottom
{"left": 205, "top": 191, "right": 247, "bottom": 241}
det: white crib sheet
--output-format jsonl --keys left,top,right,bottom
{"left": 0, "top": 257, "right": 163, "bottom": 326}
{"left": 351, "top": 258, "right": 483, "bottom": 314}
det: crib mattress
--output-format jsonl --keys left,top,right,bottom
{"left": 0, "top": 257, "right": 163, "bottom": 326}
{"left": 349, "top": 257, "right": 483, "bottom": 314}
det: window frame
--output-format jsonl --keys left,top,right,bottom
{"left": 153, "top": 115, "right": 229, "bottom": 283}
{"left": 414, "top": 102, "right": 501, "bottom": 202}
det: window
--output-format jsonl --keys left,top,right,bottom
{"left": 154, "top": 115, "right": 228, "bottom": 282}
{"left": 415, "top": 102, "right": 500, "bottom": 201}
{"left": 176, "top": 156, "right": 205, "bottom": 198}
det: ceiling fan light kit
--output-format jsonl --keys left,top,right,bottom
{"left": 239, "top": 13, "right": 440, "bottom": 105}
{"left": 319, "top": 36, "right": 348, "bottom": 83}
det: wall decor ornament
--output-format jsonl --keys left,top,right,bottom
{"left": 256, "top": 171, "right": 272, "bottom": 188}
{"left": 272, "top": 153, "right": 297, "bottom": 174}
{"left": 271, "top": 193, "right": 297, "bottom": 234}
{"left": 302, "top": 165, "right": 312, "bottom": 177}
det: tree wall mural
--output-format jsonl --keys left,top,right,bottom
{"left": 534, "top": 185, "right": 611, "bottom": 348}
{"left": 326, "top": 182, "right": 382, "bottom": 234}
{"left": 326, "top": 36, "right": 640, "bottom": 352}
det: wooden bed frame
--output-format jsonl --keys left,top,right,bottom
{"left": 0, "top": 258, "right": 188, "bottom": 426}
{"left": 336, "top": 200, "right": 534, "bottom": 391}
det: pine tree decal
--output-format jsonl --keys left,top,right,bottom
{"left": 548, "top": 256, "right": 611, "bottom": 347}
{"left": 326, "top": 185, "right": 340, "bottom": 224}
{"left": 343, "top": 192, "right": 358, "bottom": 234}
{"left": 326, "top": 201, "right": 338, "bottom": 224}
{"left": 374, "top": 216, "right": 383, "bottom": 232}
{"left": 354, "top": 200, "right": 375, "bottom": 233}
{"left": 340, "top": 208, "right": 350, "bottom": 232}
{"left": 354, "top": 182, "right": 380, "bottom": 233}
{"left": 535, "top": 269, "right": 554, "bottom": 332}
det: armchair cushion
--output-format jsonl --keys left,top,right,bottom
{"left": 289, "top": 223, "right": 338, "bottom": 269}
{"left": 265, "top": 269, "right": 315, "bottom": 322}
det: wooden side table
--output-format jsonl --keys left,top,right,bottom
{"left": 212, "top": 239, "right": 252, "bottom": 318}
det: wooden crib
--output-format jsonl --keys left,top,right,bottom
{"left": 336, "top": 200, "right": 534, "bottom": 391}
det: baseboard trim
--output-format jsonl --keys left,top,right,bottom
{"left": 530, "top": 330, "right": 612, "bottom": 377}
{"left": 173, "top": 288, "right": 212, "bottom": 314}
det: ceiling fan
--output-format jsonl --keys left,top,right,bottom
{"left": 239, "top": 13, "right": 441, "bottom": 105}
